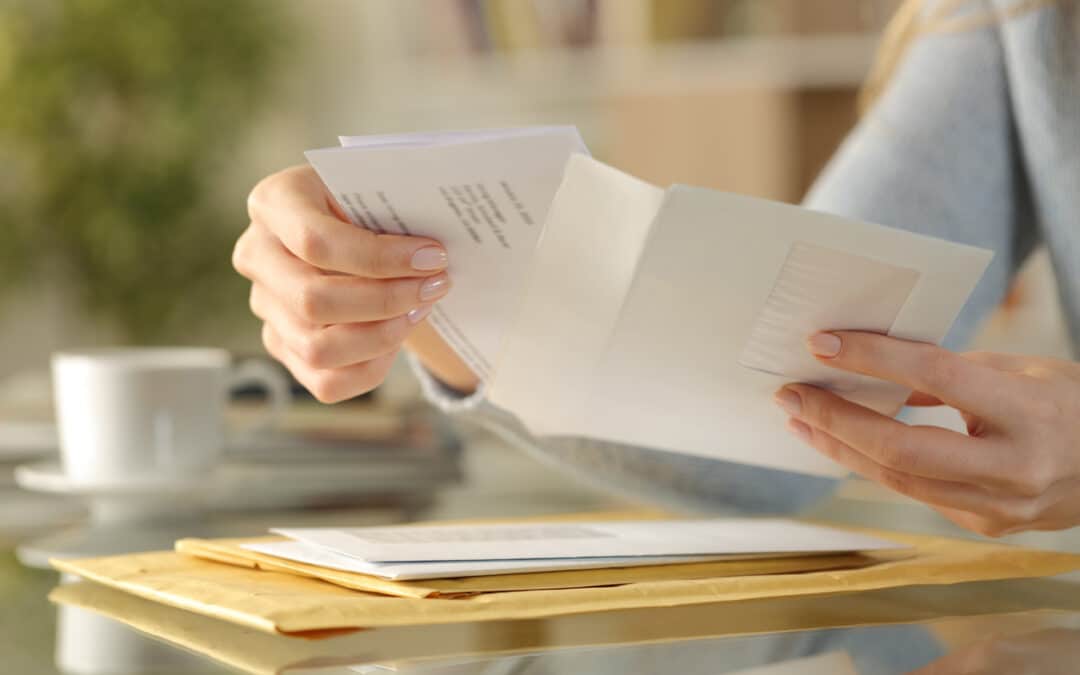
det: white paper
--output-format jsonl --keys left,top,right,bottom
{"left": 489, "top": 157, "right": 664, "bottom": 430}
{"left": 488, "top": 155, "right": 993, "bottom": 477}
{"left": 242, "top": 540, "right": 772, "bottom": 581}
{"left": 274, "top": 519, "right": 906, "bottom": 564}
{"left": 305, "top": 127, "right": 587, "bottom": 380}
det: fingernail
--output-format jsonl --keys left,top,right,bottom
{"left": 407, "top": 305, "right": 433, "bottom": 324}
{"left": 411, "top": 247, "right": 448, "bottom": 271}
{"left": 808, "top": 332, "right": 842, "bottom": 358}
{"left": 419, "top": 275, "right": 450, "bottom": 301}
{"left": 786, "top": 418, "right": 813, "bottom": 443}
{"left": 774, "top": 388, "right": 802, "bottom": 416}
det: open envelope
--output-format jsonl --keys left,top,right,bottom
{"left": 488, "top": 156, "right": 994, "bottom": 477}
{"left": 52, "top": 523, "right": 1080, "bottom": 635}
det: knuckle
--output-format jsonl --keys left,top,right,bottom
{"left": 381, "top": 280, "right": 413, "bottom": 317}
{"left": 307, "top": 371, "right": 345, "bottom": 404}
{"left": 260, "top": 324, "right": 281, "bottom": 359}
{"left": 296, "top": 329, "right": 332, "bottom": 369}
{"left": 247, "top": 169, "right": 293, "bottom": 220}
{"left": 231, "top": 227, "right": 255, "bottom": 275}
{"left": 874, "top": 429, "right": 917, "bottom": 472}
{"left": 915, "top": 347, "right": 957, "bottom": 392}
{"left": 355, "top": 363, "right": 388, "bottom": 394}
{"left": 294, "top": 278, "right": 332, "bottom": 323}
{"left": 247, "top": 287, "right": 261, "bottom": 318}
{"left": 362, "top": 235, "right": 396, "bottom": 277}
{"left": 293, "top": 224, "right": 329, "bottom": 266}
{"left": 376, "top": 318, "right": 407, "bottom": 351}
{"left": 246, "top": 178, "right": 271, "bottom": 221}
{"left": 373, "top": 234, "right": 403, "bottom": 276}
{"left": 984, "top": 498, "right": 1038, "bottom": 529}
{"left": 1009, "top": 458, "right": 1055, "bottom": 498}
{"left": 800, "top": 390, "right": 831, "bottom": 428}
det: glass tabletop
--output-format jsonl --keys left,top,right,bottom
{"left": 4, "top": 429, "right": 1080, "bottom": 675}
{"left": 28, "top": 573, "right": 1080, "bottom": 674}
{"left": 6, "top": 528, "right": 1080, "bottom": 675}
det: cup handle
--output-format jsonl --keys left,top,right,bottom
{"left": 227, "top": 359, "right": 291, "bottom": 446}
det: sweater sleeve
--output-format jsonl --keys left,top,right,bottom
{"left": 805, "top": 2, "right": 1038, "bottom": 349}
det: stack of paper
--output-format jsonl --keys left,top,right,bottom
{"left": 52, "top": 512, "right": 1080, "bottom": 634}
{"left": 307, "top": 127, "right": 993, "bottom": 477}
{"left": 237, "top": 518, "right": 907, "bottom": 581}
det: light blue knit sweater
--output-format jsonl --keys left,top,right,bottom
{"left": 413, "top": 0, "right": 1079, "bottom": 515}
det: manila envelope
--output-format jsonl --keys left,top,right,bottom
{"left": 52, "top": 524, "right": 1080, "bottom": 635}
{"left": 50, "top": 577, "right": 1080, "bottom": 674}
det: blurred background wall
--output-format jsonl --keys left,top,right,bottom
{"left": 0, "top": 0, "right": 1070, "bottom": 398}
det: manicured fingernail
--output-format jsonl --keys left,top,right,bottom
{"left": 407, "top": 305, "right": 433, "bottom": 324}
{"left": 419, "top": 275, "right": 450, "bottom": 301}
{"left": 786, "top": 418, "right": 813, "bottom": 443}
{"left": 808, "top": 332, "right": 842, "bottom": 358}
{"left": 411, "top": 247, "right": 448, "bottom": 271}
{"left": 774, "top": 388, "right": 802, "bottom": 416}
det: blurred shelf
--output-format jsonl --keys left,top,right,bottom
{"left": 344, "top": 34, "right": 880, "bottom": 119}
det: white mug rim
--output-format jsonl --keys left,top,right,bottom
{"left": 52, "top": 347, "right": 230, "bottom": 371}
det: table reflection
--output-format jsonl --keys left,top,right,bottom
{"left": 46, "top": 575, "right": 1080, "bottom": 675}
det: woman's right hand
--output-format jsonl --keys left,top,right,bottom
{"left": 233, "top": 164, "right": 475, "bottom": 402}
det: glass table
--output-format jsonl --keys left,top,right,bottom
{"left": 4, "top": 429, "right": 1080, "bottom": 674}
{"left": 15, "top": 566, "right": 1080, "bottom": 675}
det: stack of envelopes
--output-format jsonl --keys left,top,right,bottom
{"left": 52, "top": 513, "right": 1080, "bottom": 635}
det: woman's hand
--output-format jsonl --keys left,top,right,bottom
{"left": 774, "top": 331, "right": 1080, "bottom": 536}
{"left": 233, "top": 165, "right": 462, "bottom": 402}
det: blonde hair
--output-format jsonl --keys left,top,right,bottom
{"left": 860, "top": 0, "right": 1063, "bottom": 112}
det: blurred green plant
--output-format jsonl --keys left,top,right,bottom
{"left": 0, "top": 0, "right": 289, "bottom": 342}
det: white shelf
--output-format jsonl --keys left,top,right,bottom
{"left": 345, "top": 35, "right": 880, "bottom": 118}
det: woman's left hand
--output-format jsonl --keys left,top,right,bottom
{"left": 775, "top": 331, "right": 1080, "bottom": 536}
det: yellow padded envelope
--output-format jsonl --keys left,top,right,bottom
{"left": 175, "top": 535, "right": 886, "bottom": 599}
{"left": 52, "top": 525, "right": 1080, "bottom": 635}
{"left": 49, "top": 578, "right": 1080, "bottom": 674}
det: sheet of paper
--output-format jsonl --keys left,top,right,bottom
{"left": 241, "top": 540, "right": 773, "bottom": 581}
{"left": 338, "top": 126, "right": 579, "bottom": 150}
{"left": 490, "top": 155, "right": 993, "bottom": 476}
{"left": 274, "top": 518, "right": 906, "bottom": 563}
{"left": 306, "top": 127, "right": 586, "bottom": 380}
{"left": 489, "top": 155, "right": 664, "bottom": 428}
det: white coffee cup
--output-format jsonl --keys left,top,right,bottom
{"left": 52, "top": 347, "right": 289, "bottom": 486}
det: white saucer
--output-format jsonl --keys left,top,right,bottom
{"left": 15, "top": 458, "right": 456, "bottom": 510}
{"left": 15, "top": 462, "right": 206, "bottom": 497}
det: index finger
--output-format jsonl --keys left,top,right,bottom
{"left": 248, "top": 166, "right": 448, "bottom": 278}
{"left": 807, "top": 331, "right": 1009, "bottom": 415}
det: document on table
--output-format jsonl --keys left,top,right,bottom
{"left": 241, "top": 540, "right": 775, "bottom": 581}
{"left": 272, "top": 518, "right": 907, "bottom": 565}
{"left": 306, "top": 128, "right": 992, "bottom": 477}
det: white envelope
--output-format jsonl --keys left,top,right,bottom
{"left": 242, "top": 540, "right": 781, "bottom": 581}
{"left": 274, "top": 519, "right": 907, "bottom": 563}
{"left": 489, "top": 155, "right": 992, "bottom": 476}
